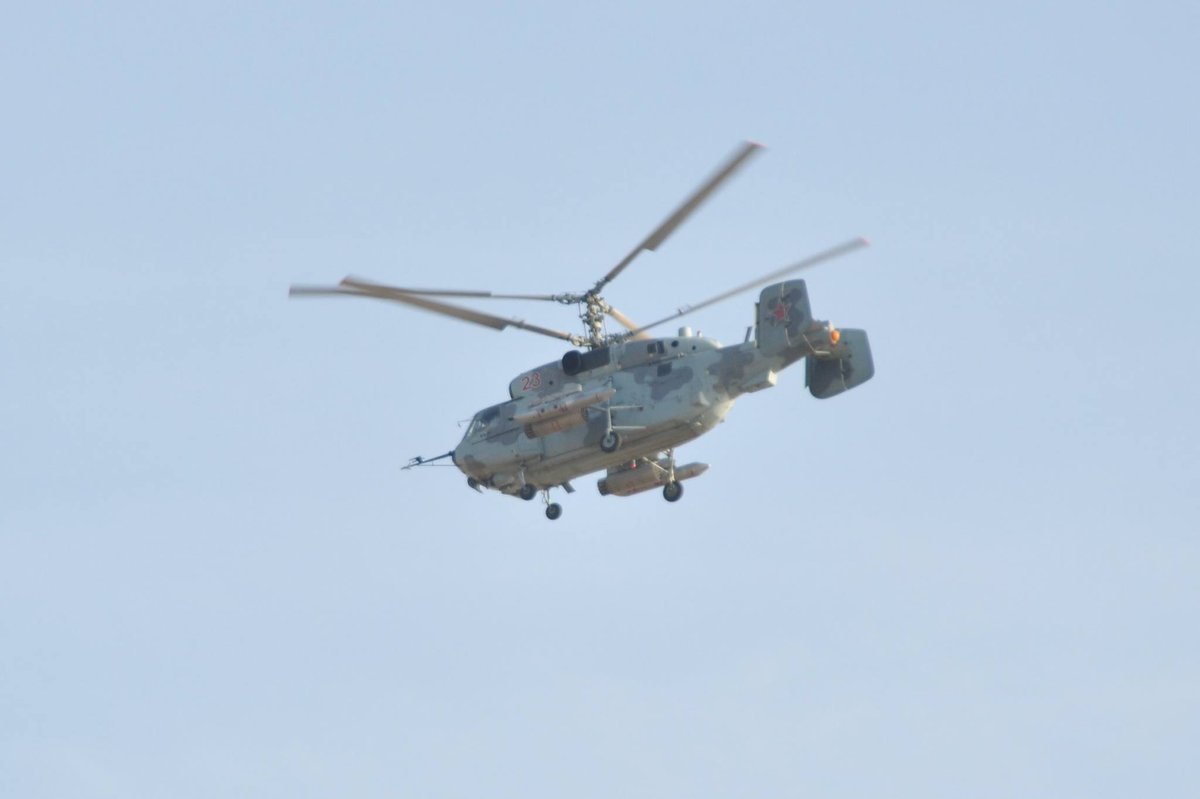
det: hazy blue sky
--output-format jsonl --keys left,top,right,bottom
{"left": 3, "top": 2, "right": 1197, "bottom": 797}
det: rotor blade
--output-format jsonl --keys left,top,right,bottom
{"left": 595, "top": 140, "right": 764, "bottom": 292}
{"left": 621, "top": 237, "right": 870, "bottom": 339}
{"left": 340, "top": 279, "right": 581, "bottom": 341}
{"left": 337, "top": 281, "right": 562, "bottom": 302}
{"left": 289, "top": 282, "right": 581, "bottom": 343}
{"left": 604, "top": 305, "right": 652, "bottom": 341}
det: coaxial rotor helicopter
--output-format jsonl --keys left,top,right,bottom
{"left": 291, "top": 141, "right": 875, "bottom": 520}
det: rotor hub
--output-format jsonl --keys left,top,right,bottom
{"left": 583, "top": 293, "right": 610, "bottom": 348}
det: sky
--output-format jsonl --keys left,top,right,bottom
{"left": 2, "top": 2, "right": 1198, "bottom": 796}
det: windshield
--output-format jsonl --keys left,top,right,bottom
{"left": 465, "top": 404, "right": 502, "bottom": 439}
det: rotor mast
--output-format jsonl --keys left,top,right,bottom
{"left": 534, "top": 291, "right": 614, "bottom": 349}
{"left": 582, "top": 295, "right": 605, "bottom": 348}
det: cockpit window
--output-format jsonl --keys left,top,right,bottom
{"left": 467, "top": 405, "right": 502, "bottom": 438}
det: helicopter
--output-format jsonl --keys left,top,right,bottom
{"left": 291, "top": 141, "right": 874, "bottom": 521}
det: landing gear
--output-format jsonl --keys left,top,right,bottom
{"left": 545, "top": 503, "right": 563, "bottom": 521}
{"left": 661, "top": 449, "right": 683, "bottom": 503}
{"left": 591, "top": 391, "right": 642, "bottom": 455}
{"left": 519, "top": 483, "right": 537, "bottom": 501}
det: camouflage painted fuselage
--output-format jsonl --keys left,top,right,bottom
{"left": 451, "top": 279, "right": 874, "bottom": 498}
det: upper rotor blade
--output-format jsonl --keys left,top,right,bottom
{"left": 289, "top": 281, "right": 580, "bottom": 343}
{"left": 621, "top": 237, "right": 870, "bottom": 339}
{"left": 337, "top": 282, "right": 562, "bottom": 302}
{"left": 595, "top": 140, "right": 764, "bottom": 292}
{"left": 604, "top": 305, "right": 652, "bottom": 341}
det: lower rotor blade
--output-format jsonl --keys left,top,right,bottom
{"left": 623, "top": 237, "right": 870, "bottom": 339}
{"left": 290, "top": 282, "right": 580, "bottom": 343}
{"left": 605, "top": 305, "right": 652, "bottom": 341}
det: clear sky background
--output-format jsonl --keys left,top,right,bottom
{"left": 3, "top": 2, "right": 1197, "bottom": 796}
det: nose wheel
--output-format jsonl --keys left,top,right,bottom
{"left": 599, "top": 430, "right": 621, "bottom": 453}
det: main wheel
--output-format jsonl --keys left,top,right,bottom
{"left": 519, "top": 484, "right": 537, "bottom": 501}
{"left": 545, "top": 503, "right": 563, "bottom": 521}
{"left": 599, "top": 431, "right": 621, "bottom": 453}
{"left": 663, "top": 481, "right": 683, "bottom": 502}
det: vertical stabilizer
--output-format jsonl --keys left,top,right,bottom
{"left": 755, "top": 280, "right": 813, "bottom": 356}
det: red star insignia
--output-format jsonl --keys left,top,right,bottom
{"left": 770, "top": 298, "right": 790, "bottom": 325}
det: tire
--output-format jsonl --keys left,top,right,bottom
{"left": 519, "top": 484, "right": 537, "bottom": 501}
{"left": 545, "top": 503, "right": 563, "bottom": 520}
{"left": 599, "top": 431, "right": 621, "bottom": 453}
{"left": 663, "top": 481, "right": 683, "bottom": 502}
